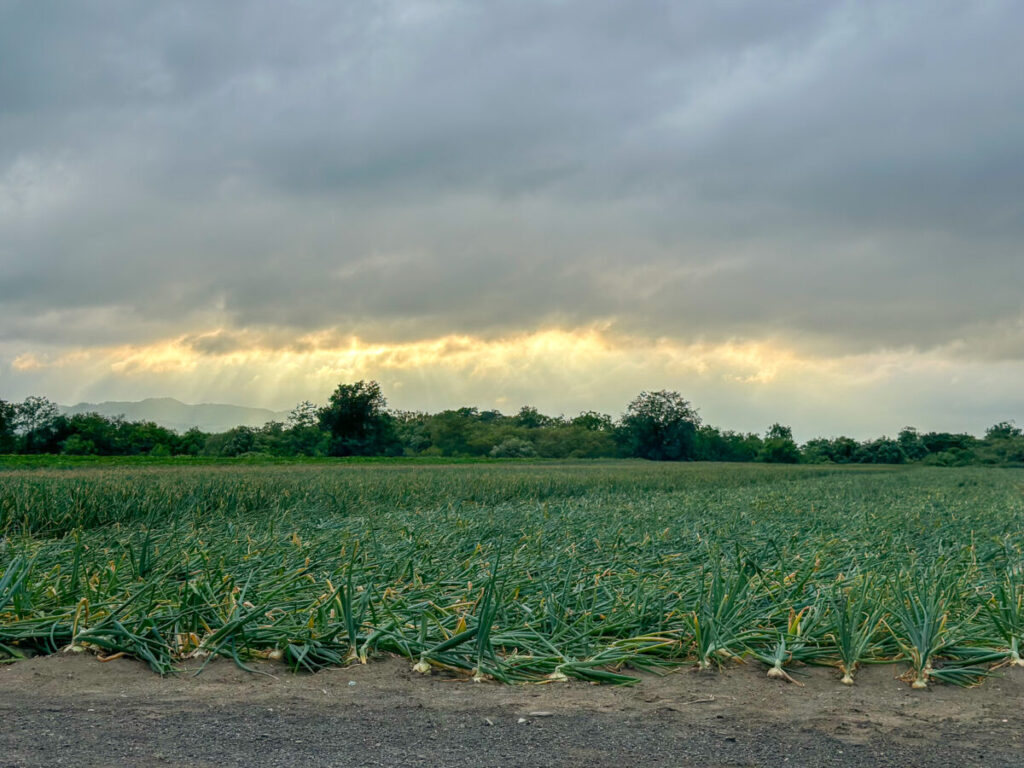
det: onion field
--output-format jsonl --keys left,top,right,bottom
{"left": 2, "top": 461, "right": 1023, "bottom": 688}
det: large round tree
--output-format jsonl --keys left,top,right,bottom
{"left": 618, "top": 390, "right": 701, "bottom": 461}
{"left": 318, "top": 380, "right": 400, "bottom": 456}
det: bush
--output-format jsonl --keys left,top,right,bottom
{"left": 61, "top": 435, "right": 96, "bottom": 455}
{"left": 854, "top": 438, "right": 906, "bottom": 464}
{"left": 490, "top": 437, "right": 537, "bottom": 458}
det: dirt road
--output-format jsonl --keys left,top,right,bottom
{"left": 2, "top": 655, "right": 1021, "bottom": 767}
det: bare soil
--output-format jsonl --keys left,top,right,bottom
{"left": 1, "top": 655, "right": 1021, "bottom": 767}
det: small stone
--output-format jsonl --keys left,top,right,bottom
{"left": 517, "top": 717, "right": 527, "bottom": 724}
{"left": 528, "top": 711, "right": 554, "bottom": 717}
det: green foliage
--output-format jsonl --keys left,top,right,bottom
{"left": 417, "top": 408, "right": 488, "bottom": 456}
{"left": 531, "top": 425, "right": 616, "bottom": 458}
{"left": 2, "top": 384, "right": 1021, "bottom": 468}
{"left": 176, "top": 428, "right": 207, "bottom": 456}
{"left": 318, "top": 380, "right": 401, "bottom": 457}
{"left": 886, "top": 564, "right": 969, "bottom": 688}
{"left": 689, "top": 557, "right": 761, "bottom": 669}
{"left": 60, "top": 435, "right": 97, "bottom": 455}
{"left": 2, "top": 463, "right": 1022, "bottom": 686}
{"left": 986, "top": 421, "right": 1022, "bottom": 440}
{"left": 802, "top": 428, "right": 990, "bottom": 467}
{"left": 896, "top": 427, "right": 927, "bottom": 461}
{"left": 389, "top": 407, "right": 616, "bottom": 459}
{"left": 920, "top": 431, "right": 976, "bottom": 455}
{"left": 758, "top": 424, "right": 800, "bottom": 464}
{"left": 923, "top": 449, "right": 975, "bottom": 467}
{"left": 571, "top": 411, "right": 614, "bottom": 432}
{"left": 617, "top": 390, "right": 701, "bottom": 461}
{"left": 51, "top": 412, "right": 179, "bottom": 456}
{"left": 13, "top": 396, "right": 60, "bottom": 453}
{"left": 802, "top": 436, "right": 859, "bottom": 464}
{"left": 695, "top": 426, "right": 762, "bottom": 462}
{"left": 513, "top": 406, "right": 554, "bottom": 428}
{"left": 976, "top": 423, "right": 1024, "bottom": 465}
{"left": 828, "top": 578, "right": 884, "bottom": 684}
{"left": 489, "top": 437, "right": 537, "bottom": 458}
{"left": 213, "top": 426, "right": 257, "bottom": 457}
{"left": 0, "top": 399, "right": 17, "bottom": 452}
{"left": 287, "top": 400, "right": 319, "bottom": 429}
{"left": 853, "top": 438, "right": 906, "bottom": 464}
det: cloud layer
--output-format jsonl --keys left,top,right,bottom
{"left": 2, "top": 1, "right": 1023, "bottom": 434}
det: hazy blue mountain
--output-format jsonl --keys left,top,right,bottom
{"left": 60, "top": 398, "right": 290, "bottom": 434}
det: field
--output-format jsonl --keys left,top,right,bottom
{"left": 2, "top": 460, "right": 1024, "bottom": 689}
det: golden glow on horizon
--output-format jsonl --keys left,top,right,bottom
{"left": 11, "top": 324, "right": 1024, "bottom": 439}
{"left": 10, "top": 325, "right": 979, "bottom": 428}
{"left": 13, "top": 327, "right": 801, "bottom": 383}
{"left": 8, "top": 326, "right": 816, "bottom": 407}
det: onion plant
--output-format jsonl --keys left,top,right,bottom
{"left": 2, "top": 461, "right": 1024, "bottom": 687}
{"left": 755, "top": 603, "right": 828, "bottom": 683}
{"left": 827, "top": 578, "right": 883, "bottom": 685}
{"left": 688, "top": 559, "right": 762, "bottom": 670}
{"left": 886, "top": 566, "right": 962, "bottom": 689}
{"left": 983, "top": 572, "right": 1024, "bottom": 667}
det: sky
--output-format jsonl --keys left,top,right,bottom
{"left": 2, "top": 0, "right": 1023, "bottom": 440}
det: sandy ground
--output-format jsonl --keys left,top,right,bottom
{"left": 1, "top": 655, "right": 1022, "bottom": 767}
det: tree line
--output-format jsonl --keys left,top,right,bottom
{"left": 1, "top": 383, "right": 1021, "bottom": 466}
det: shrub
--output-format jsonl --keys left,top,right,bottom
{"left": 490, "top": 437, "right": 537, "bottom": 458}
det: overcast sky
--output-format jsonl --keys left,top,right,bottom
{"left": 2, "top": 0, "right": 1023, "bottom": 438}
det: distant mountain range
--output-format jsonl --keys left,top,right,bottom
{"left": 60, "top": 398, "right": 291, "bottom": 434}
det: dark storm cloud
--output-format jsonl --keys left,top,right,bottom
{"left": 2, "top": 0, "right": 1023, "bottom": 356}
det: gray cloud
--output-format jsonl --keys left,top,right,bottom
{"left": 2, "top": 0, "right": 1023, "bottom": 360}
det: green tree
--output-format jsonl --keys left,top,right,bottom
{"left": 617, "top": 390, "right": 701, "bottom": 461}
{"left": 0, "top": 398, "right": 16, "bottom": 452}
{"left": 897, "top": 427, "right": 928, "bottom": 461}
{"left": 176, "top": 427, "right": 209, "bottom": 456}
{"left": 758, "top": 423, "right": 800, "bottom": 464}
{"left": 571, "top": 411, "right": 614, "bottom": 431}
{"left": 854, "top": 437, "right": 907, "bottom": 464}
{"left": 287, "top": 401, "right": 320, "bottom": 429}
{"left": 392, "top": 410, "right": 432, "bottom": 455}
{"left": 420, "top": 409, "right": 477, "bottom": 456}
{"left": 218, "top": 426, "right": 257, "bottom": 457}
{"left": 977, "top": 421, "right": 1024, "bottom": 465}
{"left": 513, "top": 406, "right": 555, "bottom": 429}
{"left": 920, "top": 431, "right": 974, "bottom": 453}
{"left": 696, "top": 426, "right": 762, "bottom": 462}
{"left": 57, "top": 413, "right": 115, "bottom": 454}
{"left": 532, "top": 425, "right": 616, "bottom": 458}
{"left": 14, "top": 396, "right": 60, "bottom": 453}
{"left": 985, "top": 421, "right": 1023, "bottom": 440}
{"left": 801, "top": 436, "right": 859, "bottom": 464}
{"left": 318, "top": 380, "right": 400, "bottom": 456}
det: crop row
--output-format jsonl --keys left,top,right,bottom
{"left": 1, "top": 463, "right": 1023, "bottom": 688}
